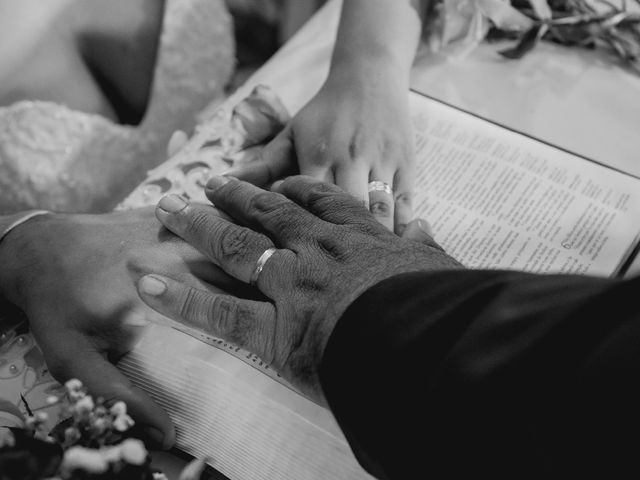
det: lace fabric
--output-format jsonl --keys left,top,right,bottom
{"left": 0, "top": 0, "right": 234, "bottom": 214}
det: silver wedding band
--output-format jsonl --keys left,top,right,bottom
{"left": 250, "top": 247, "right": 277, "bottom": 286}
{"left": 368, "top": 181, "right": 393, "bottom": 196}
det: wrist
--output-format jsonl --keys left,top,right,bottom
{"left": 0, "top": 212, "right": 55, "bottom": 309}
{"left": 329, "top": 53, "right": 410, "bottom": 89}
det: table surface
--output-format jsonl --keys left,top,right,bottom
{"left": 159, "top": 0, "right": 640, "bottom": 474}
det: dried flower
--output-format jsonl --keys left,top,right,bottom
{"left": 64, "top": 426, "right": 81, "bottom": 445}
{"left": 74, "top": 395, "right": 95, "bottom": 414}
{"left": 62, "top": 446, "right": 110, "bottom": 474}
{"left": 110, "top": 401, "right": 135, "bottom": 432}
{"left": 119, "top": 438, "right": 148, "bottom": 465}
{"left": 65, "top": 379, "right": 83, "bottom": 392}
{"left": 112, "top": 412, "right": 135, "bottom": 432}
{"left": 428, "top": 0, "right": 640, "bottom": 74}
{"left": 4, "top": 378, "right": 208, "bottom": 479}
{"left": 109, "top": 401, "right": 127, "bottom": 417}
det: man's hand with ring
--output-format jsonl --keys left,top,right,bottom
{"left": 136, "top": 176, "right": 462, "bottom": 404}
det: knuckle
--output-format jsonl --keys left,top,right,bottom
{"left": 249, "top": 192, "right": 301, "bottom": 230}
{"left": 249, "top": 191, "right": 289, "bottom": 215}
{"left": 183, "top": 208, "right": 212, "bottom": 239}
{"left": 217, "top": 224, "right": 252, "bottom": 260}
{"left": 306, "top": 185, "right": 345, "bottom": 213}
{"left": 316, "top": 232, "right": 349, "bottom": 261}
{"left": 308, "top": 141, "right": 332, "bottom": 167}
{"left": 209, "top": 296, "right": 243, "bottom": 343}
{"left": 307, "top": 182, "right": 342, "bottom": 201}
{"left": 347, "top": 127, "right": 367, "bottom": 162}
{"left": 179, "top": 287, "right": 205, "bottom": 321}
{"left": 370, "top": 200, "right": 393, "bottom": 218}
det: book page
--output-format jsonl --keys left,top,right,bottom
{"left": 118, "top": 325, "right": 372, "bottom": 480}
{"left": 410, "top": 92, "right": 640, "bottom": 277}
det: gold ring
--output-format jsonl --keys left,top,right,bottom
{"left": 368, "top": 181, "right": 393, "bottom": 196}
{"left": 250, "top": 248, "right": 277, "bottom": 286}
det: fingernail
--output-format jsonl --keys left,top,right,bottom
{"left": 418, "top": 219, "right": 433, "bottom": 237}
{"left": 167, "top": 130, "right": 188, "bottom": 157}
{"left": 122, "top": 311, "right": 151, "bottom": 328}
{"left": 205, "top": 175, "right": 232, "bottom": 191}
{"left": 142, "top": 425, "right": 166, "bottom": 448}
{"left": 271, "top": 180, "right": 284, "bottom": 191}
{"left": 139, "top": 275, "right": 167, "bottom": 296}
{"left": 158, "top": 194, "right": 187, "bottom": 213}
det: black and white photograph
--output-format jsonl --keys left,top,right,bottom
{"left": 1, "top": 1, "right": 639, "bottom": 478}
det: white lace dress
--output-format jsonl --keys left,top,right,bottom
{"left": 0, "top": 0, "right": 234, "bottom": 214}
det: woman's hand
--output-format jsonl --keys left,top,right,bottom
{"left": 226, "top": 0, "right": 425, "bottom": 234}
{"left": 0, "top": 207, "right": 237, "bottom": 448}
{"left": 227, "top": 66, "right": 416, "bottom": 234}
{"left": 136, "top": 176, "right": 460, "bottom": 405}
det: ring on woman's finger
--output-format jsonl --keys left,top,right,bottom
{"left": 250, "top": 248, "right": 277, "bottom": 286}
{"left": 368, "top": 181, "right": 393, "bottom": 196}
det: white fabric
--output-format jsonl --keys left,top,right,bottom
{"left": 0, "top": 0, "right": 234, "bottom": 214}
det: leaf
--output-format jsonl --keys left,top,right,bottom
{"left": 499, "top": 23, "right": 548, "bottom": 58}
{"left": 478, "top": 0, "right": 535, "bottom": 30}
{"left": 527, "top": 0, "right": 553, "bottom": 20}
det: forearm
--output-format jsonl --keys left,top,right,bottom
{"left": 0, "top": 214, "right": 21, "bottom": 334}
{"left": 321, "top": 270, "right": 640, "bottom": 478}
{"left": 330, "top": 0, "right": 426, "bottom": 83}
{"left": 0, "top": 211, "right": 50, "bottom": 330}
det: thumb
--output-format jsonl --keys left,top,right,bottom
{"left": 224, "top": 127, "right": 296, "bottom": 187}
{"left": 51, "top": 335, "right": 175, "bottom": 449}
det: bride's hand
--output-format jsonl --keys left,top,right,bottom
{"left": 0, "top": 207, "right": 237, "bottom": 449}
{"left": 226, "top": 65, "right": 416, "bottom": 235}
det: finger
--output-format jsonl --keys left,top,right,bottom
{"left": 298, "top": 162, "right": 335, "bottom": 184}
{"left": 393, "top": 167, "right": 415, "bottom": 236}
{"left": 167, "top": 130, "right": 189, "bottom": 158}
{"left": 204, "top": 176, "right": 327, "bottom": 247}
{"left": 400, "top": 218, "right": 445, "bottom": 252}
{"left": 137, "top": 274, "right": 277, "bottom": 363}
{"left": 272, "top": 176, "right": 386, "bottom": 235}
{"left": 233, "top": 85, "right": 291, "bottom": 148}
{"left": 401, "top": 218, "right": 433, "bottom": 242}
{"left": 224, "top": 128, "right": 296, "bottom": 187}
{"left": 46, "top": 334, "right": 175, "bottom": 449}
{"left": 334, "top": 162, "right": 370, "bottom": 209}
{"left": 368, "top": 173, "right": 395, "bottom": 232}
{"left": 154, "top": 196, "right": 287, "bottom": 289}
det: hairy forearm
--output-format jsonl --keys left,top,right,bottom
{"left": 330, "top": 0, "right": 426, "bottom": 82}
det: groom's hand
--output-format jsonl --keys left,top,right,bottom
{"left": 137, "top": 176, "right": 462, "bottom": 404}
{"left": 0, "top": 208, "right": 240, "bottom": 448}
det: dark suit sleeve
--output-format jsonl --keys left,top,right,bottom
{"left": 320, "top": 270, "right": 640, "bottom": 479}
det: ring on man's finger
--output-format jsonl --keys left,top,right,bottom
{"left": 250, "top": 248, "right": 277, "bottom": 286}
{"left": 368, "top": 181, "right": 393, "bottom": 196}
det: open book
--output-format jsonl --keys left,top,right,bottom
{"left": 117, "top": 88, "right": 640, "bottom": 479}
